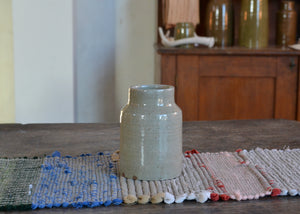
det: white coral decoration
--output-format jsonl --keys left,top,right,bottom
{"left": 158, "top": 27, "right": 215, "bottom": 48}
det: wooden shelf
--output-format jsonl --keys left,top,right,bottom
{"left": 156, "top": 44, "right": 300, "bottom": 56}
{"left": 158, "top": 0, "right": 300, "bottom": 47}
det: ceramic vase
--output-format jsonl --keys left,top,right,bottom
{"left": 120, "top": 84, "right": 182, "bottom": 180}
{"left": 276, "top": 1, "right": 297, "bottom": 47}
{"left": 239, "top": 0, "right": 269, "bottom": 48}
{"left": 174, "top": 22, "right": 195, "bottom": 48}
{"left": 205, "top": 0, "right": 233, "bottom": 47}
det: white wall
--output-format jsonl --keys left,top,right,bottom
{"left": 12, "top": 0, "right": 74, "bottom": 123}
{"left": 74, "top": 0, "right": 116, "bottom": 123}
{"left": 0, "top": 0, "right": 15, "bottom": 123}
{"left": 12, "top": 0, "right": 157, "bottom": 123}
{"left": 115, "top": 0, "right": 157, "bottom": 118}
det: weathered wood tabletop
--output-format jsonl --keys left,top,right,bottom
{"left": 1, "top": 119, "right": 300, "bottom": 213}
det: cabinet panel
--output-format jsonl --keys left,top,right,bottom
{"left": 176, "top": 56, "right": 199, "bottom": 121}
{"left": 161, "top": 55, "right": 176, "bottom": 86}
{"left": 275, "top": 57, "right": 298, "bottom": 120}
{"left": 198, "top": 77, "right": 275, "bottom": 120}
{"left": 199, "top": 56, "right": 276, "bottom": 77}
{"left": 160, "top": 53, "right": 299, "bottom": 121}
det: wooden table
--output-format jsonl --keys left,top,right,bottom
{"left": 1, "top": 119, "right": 300, "bottom": 213}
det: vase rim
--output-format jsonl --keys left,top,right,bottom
{"left": 130, "top": 84, "right": 174, "bottom": 92}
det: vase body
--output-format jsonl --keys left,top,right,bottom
{"left": 174, "top": 22, "right": 195, "bottom": 48}
{"left": 120, "top": 84, "right": 182, "bottom": 180}
{"left": 205, "top": 0, "right": 233, "bottom": 47}
{"left": 276, "top": 1, "right": 297, "bottom": 47}
{"left": 239, "top": 0, "right": 269, "bottom": 48}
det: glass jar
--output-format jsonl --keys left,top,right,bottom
{"left": 239, "top": 0, "right": 269, "bottom": 48}
{"left": 174, "top": 22, "right": 195, "bottom": 48}
{"left": 205, "top": 0, "right": 233, "bottom": 47}
{"left": 276, "top": 1, "right": 297, "bottom": 47}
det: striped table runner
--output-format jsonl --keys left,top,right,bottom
{"left": 0, "top": 148, "right": 299, "bottom": 210}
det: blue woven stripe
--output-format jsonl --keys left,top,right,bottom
{"left": 32, "top": 152, "right": 122, "bottom": 209}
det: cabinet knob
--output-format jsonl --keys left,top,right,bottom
{"left": 289, "top": 60, "right": 296, "bottom": 70}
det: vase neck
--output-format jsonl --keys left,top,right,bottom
{"left": 128, "top": 85, "right": 175, "bottom": 106}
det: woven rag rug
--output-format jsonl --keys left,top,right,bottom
{"left": 0, "top": 148, "right": 300, "bottom": 210}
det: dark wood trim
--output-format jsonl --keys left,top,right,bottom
{"left": 298, "top": 56, "right": 300, "bottom": 121}
{"left": 156, "top": 44, "right": 300, "bottom": 56}
{"left": 161, "top": 55, "right": 176, "bottom": 86}
{"left": 157, "top": 0, "right": 163, "bottom": 43}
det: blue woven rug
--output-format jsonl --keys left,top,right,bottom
{"left": 0, "top": 151, "right": 122, "bottom": 210}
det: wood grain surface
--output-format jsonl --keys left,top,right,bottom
{"left": 176, "top": 55, "right": 199, "bottom": 121}
{"left": 160, "top": 55, "right": 176, "bottom": 86}
{"left": 1, "top": 119, "right": 300, "bottom": 213}
{"left": 274, "top": 57, "right": 298, "bottom": 120}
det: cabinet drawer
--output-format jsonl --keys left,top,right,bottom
{"left": 198, "top": 56, "right": 277, "bottom": 77}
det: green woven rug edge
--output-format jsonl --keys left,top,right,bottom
{"left": 0, "top": 158, "right": 43, "bottom": 210}
{"left": 0, "top": 203, "right": 32, "bottom": 211}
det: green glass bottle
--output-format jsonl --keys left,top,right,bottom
{"left": 239, "top": 0, "right": 269, "bottom": 48}
{"left": 205, "top": 0, "right": 233, "bottom": 47}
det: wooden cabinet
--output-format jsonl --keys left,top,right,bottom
{"left": 158, "top": 47, "right": 300, "bottom": 121}
{"left": 157, "top": 0, "right": 300, "bottom": 121}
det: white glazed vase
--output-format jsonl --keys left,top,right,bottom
{"left": 120, "top": 84, "right": 182, "bottom": 180}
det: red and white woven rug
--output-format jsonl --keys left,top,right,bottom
{"left": 119, "top": 148, "right": 300, "bottom": 204}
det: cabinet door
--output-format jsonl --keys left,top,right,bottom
{"left": 175, "top": 55, "right": 298, "bottom": 121}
